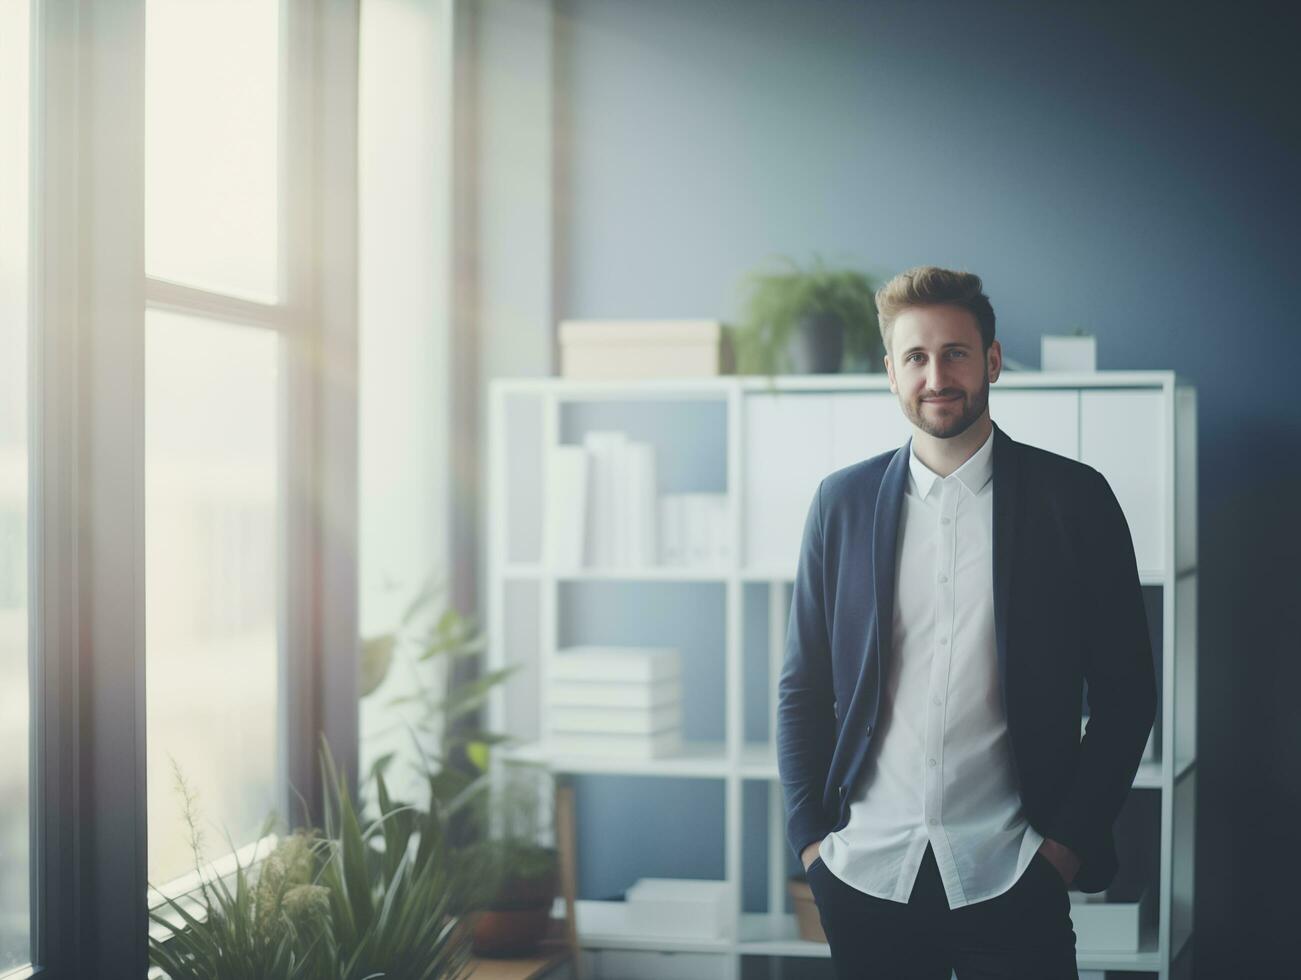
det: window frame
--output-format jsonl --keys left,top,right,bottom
{"left": 27, "top": 0, "right": 361, "bottom": 975}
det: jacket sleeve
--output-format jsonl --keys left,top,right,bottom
{"left": 777, "top": 479, "right": 838, "bottom": 862}
{"left": 1046, "top": 466, "right": 1159, "bottom": 861}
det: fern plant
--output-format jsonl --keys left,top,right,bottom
{"left": 729, "top": 254, "right": 883, "bottom": 383}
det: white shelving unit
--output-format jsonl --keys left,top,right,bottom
{"left": 487, "top": 372, "right": 1197, "bottom": 980}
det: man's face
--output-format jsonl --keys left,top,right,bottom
{"left": 884, "top": 305, "right": 1001, "bottom": 439}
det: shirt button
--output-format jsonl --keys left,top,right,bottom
{"left": 941, "top": 518, "right": 952, "bottom": 525}
{"left": 939, "top": 637, "right": 948, "bottom": 645}
{"left": 928, "top": 758, "right": 937, "bottom": 767}
{"left": 929, "top": 818, "right": 938, "bottom": 826}
{"left": 933, "top": 696, "right": 942, "bottom": 706}
{"left": 939, "top": 575, "right": 948, "bottom": 583}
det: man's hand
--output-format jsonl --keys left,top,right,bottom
{"left": 801, "top": 839, "right": 823, "bottom": 871}
{"left": 1037, "top": 837, "right": 1081, "bottom": 885}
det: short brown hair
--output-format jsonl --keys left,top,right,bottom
{"left": 875, "top": 266, "right": 996, "bottom": 354}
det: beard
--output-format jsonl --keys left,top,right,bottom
{"left": 903, "top": 368, "right": 990, "bottom": 439}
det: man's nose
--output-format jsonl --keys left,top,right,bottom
{"left": 926, "top": 362, "right": 949, "bottom": 392}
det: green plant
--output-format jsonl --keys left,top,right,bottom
{"left": 314, "top": 740, "right": 476, "bottom": 980}
{"left": 147, "top": 764, "right": 331, "bottom": 979}
{"left": 360, "top": 578, "right": 557, "bottom": 930}
{"left": 728, "top": 254, "right": 883, "bottom": 383}
{"left": 148, "top": 742, "right": 482, "bottom": 980}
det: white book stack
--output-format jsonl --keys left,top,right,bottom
{"left": 553, "top": 431, "right": 657, "bottom": 569}
{"left": 548, "top": 646, "right": 682, "bottom": 759}
{"left": 659, "top": 492, "right": 730, "bottom": 567}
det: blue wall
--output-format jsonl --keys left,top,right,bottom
{"left": 553, "top": 2, "right": 1300, "bottom": 974}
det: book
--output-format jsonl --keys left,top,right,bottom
{"left": 546, "top": 445, "right": 588, "bottom": 568}
{"left": 550, "top": 645, "right": 681, "bottom": 683}
{"left": 549, "top": 678, "right": 680, "bottom": 709}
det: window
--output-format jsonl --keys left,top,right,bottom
{"left": 0, "top": 0, "right": 33, "bottom": 970}
{"left": 22, "top": 0, "right": 360, "bottom": 971}
{"left": 145, "top": 313, "right": 284, "bottom": 883}
{"left": 143, "top": 0, "right": 288, "bottom": 887}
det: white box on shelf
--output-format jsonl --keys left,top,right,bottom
{"left": 624, "top": 878, "right": 734, "bottom": 940}
{"left": 549, "top": 702, "right": 682, "bottom": 735}
{"left": 551, "top": 646, "right": 681, "bottom": 684}
{"left": 549, "top": 678, "right": 679, "bottom": 709}
{"left": 560, "top": 319, "right": 728, "bottom": 380}
{"left": 547, "top": 729, "right": 682, "bottom": 759}
{"left": 1069, "top": 888, "right": 1151, "bottom": 952}
{"left": 1041, "top": 334, "right": 1097, "bottom": 371}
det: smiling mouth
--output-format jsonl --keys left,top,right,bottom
{"left": 924, "top": 396, "right": 960, "bottom": 403}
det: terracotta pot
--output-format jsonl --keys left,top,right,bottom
{"left": 788, "top": 877, "right": 826, "bottom": 943}
{"left": 471, "top": 905, "right": 553, "bottom": 957}
{"left": 471, "top": 867, "right": 559, "bottom": 957}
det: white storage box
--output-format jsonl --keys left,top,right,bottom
{"left": 560, "top": 319, "right": 729, "bottom": 380}
{"left": 1041, "top": 334, "right": 1097, "bottom": 371}
{"left": 587, "top": 948, "right": 729, "bottom": 980}
{"left": 1069, "top": 887, "right": 1152, "bottom": 952}
{"left": 624, "top": 878, "right": 734, "bottom": 940}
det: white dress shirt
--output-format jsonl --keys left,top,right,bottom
{"left": 818, "top": 427, "right": 1044, "bottom": 907}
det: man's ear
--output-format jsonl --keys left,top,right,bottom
{"left": 884, "top": 354, "right": 897, "bottom": 394}
{"left": 986, "top": 340, "right": 1002, "bottom": 384}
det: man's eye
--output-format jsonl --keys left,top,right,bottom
{"left": 949, "top": 350, "right": 966, "bottom": 358}
{"left": 908, "top": 354, "right": 923, "bottom": 363}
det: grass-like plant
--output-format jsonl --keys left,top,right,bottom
{"left": 314, "top": 741, "right": 475, "bottom": 980}
{"left": 148, "top": 742, "right": 481, "bottom": 979}
{"left": 147, "top": 764, "right": 329, "bottom": 979}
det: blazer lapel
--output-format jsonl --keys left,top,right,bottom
{"left": 991, "top": 421, "right": 1019, "bottom": 709}
{"left": 870, "top": 440, "right": 912, "bottom": 689}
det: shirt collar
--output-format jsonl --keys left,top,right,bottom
{"left": 908, "top": 425, "right": 995, "bottom": 500}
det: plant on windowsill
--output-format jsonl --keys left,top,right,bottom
{"left": 147, "top": 739, "right": 479, "bottom": 979}
{"left": 726, "top": 254, "right": 884, "bottom": 386}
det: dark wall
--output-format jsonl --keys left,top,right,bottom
{"left": 552, "top": 1, "right": 1300, "bottom": 974}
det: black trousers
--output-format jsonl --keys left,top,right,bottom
{"left": 806, "top": 842, "right": 1080, "bottom": 979}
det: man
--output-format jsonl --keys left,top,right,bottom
{"left": 777, "top": 266, "right": 1157, "bottom": 978}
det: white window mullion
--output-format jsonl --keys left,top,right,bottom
{"left": 144, "top": 279, "right": 292, "bottom": 335}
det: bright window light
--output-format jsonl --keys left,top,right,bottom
{"left": 145, "top": 0, "right": 281, "bottom": 302}
{"left": 145, "top": 311, "right": 283, "bottom": 885}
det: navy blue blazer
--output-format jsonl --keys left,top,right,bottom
{"left": 777, "top": 421, "right": 1157, "bottom": 894}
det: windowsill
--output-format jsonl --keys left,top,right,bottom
{"left": 146, "top": 833, "right": 280, "bottom": 953}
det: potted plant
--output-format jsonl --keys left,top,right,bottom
{"left": 360, "top": 576, "right": 559, "bottom": 957}
{"left": 466, "top": 762, "right": 560, "bottom": 957}
{"left": 728, "top": 255, "right": 883, "bottom": 382}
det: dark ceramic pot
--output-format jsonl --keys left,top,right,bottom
{"left": 786, "top": 312, "right": 845, "bottom": 374}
